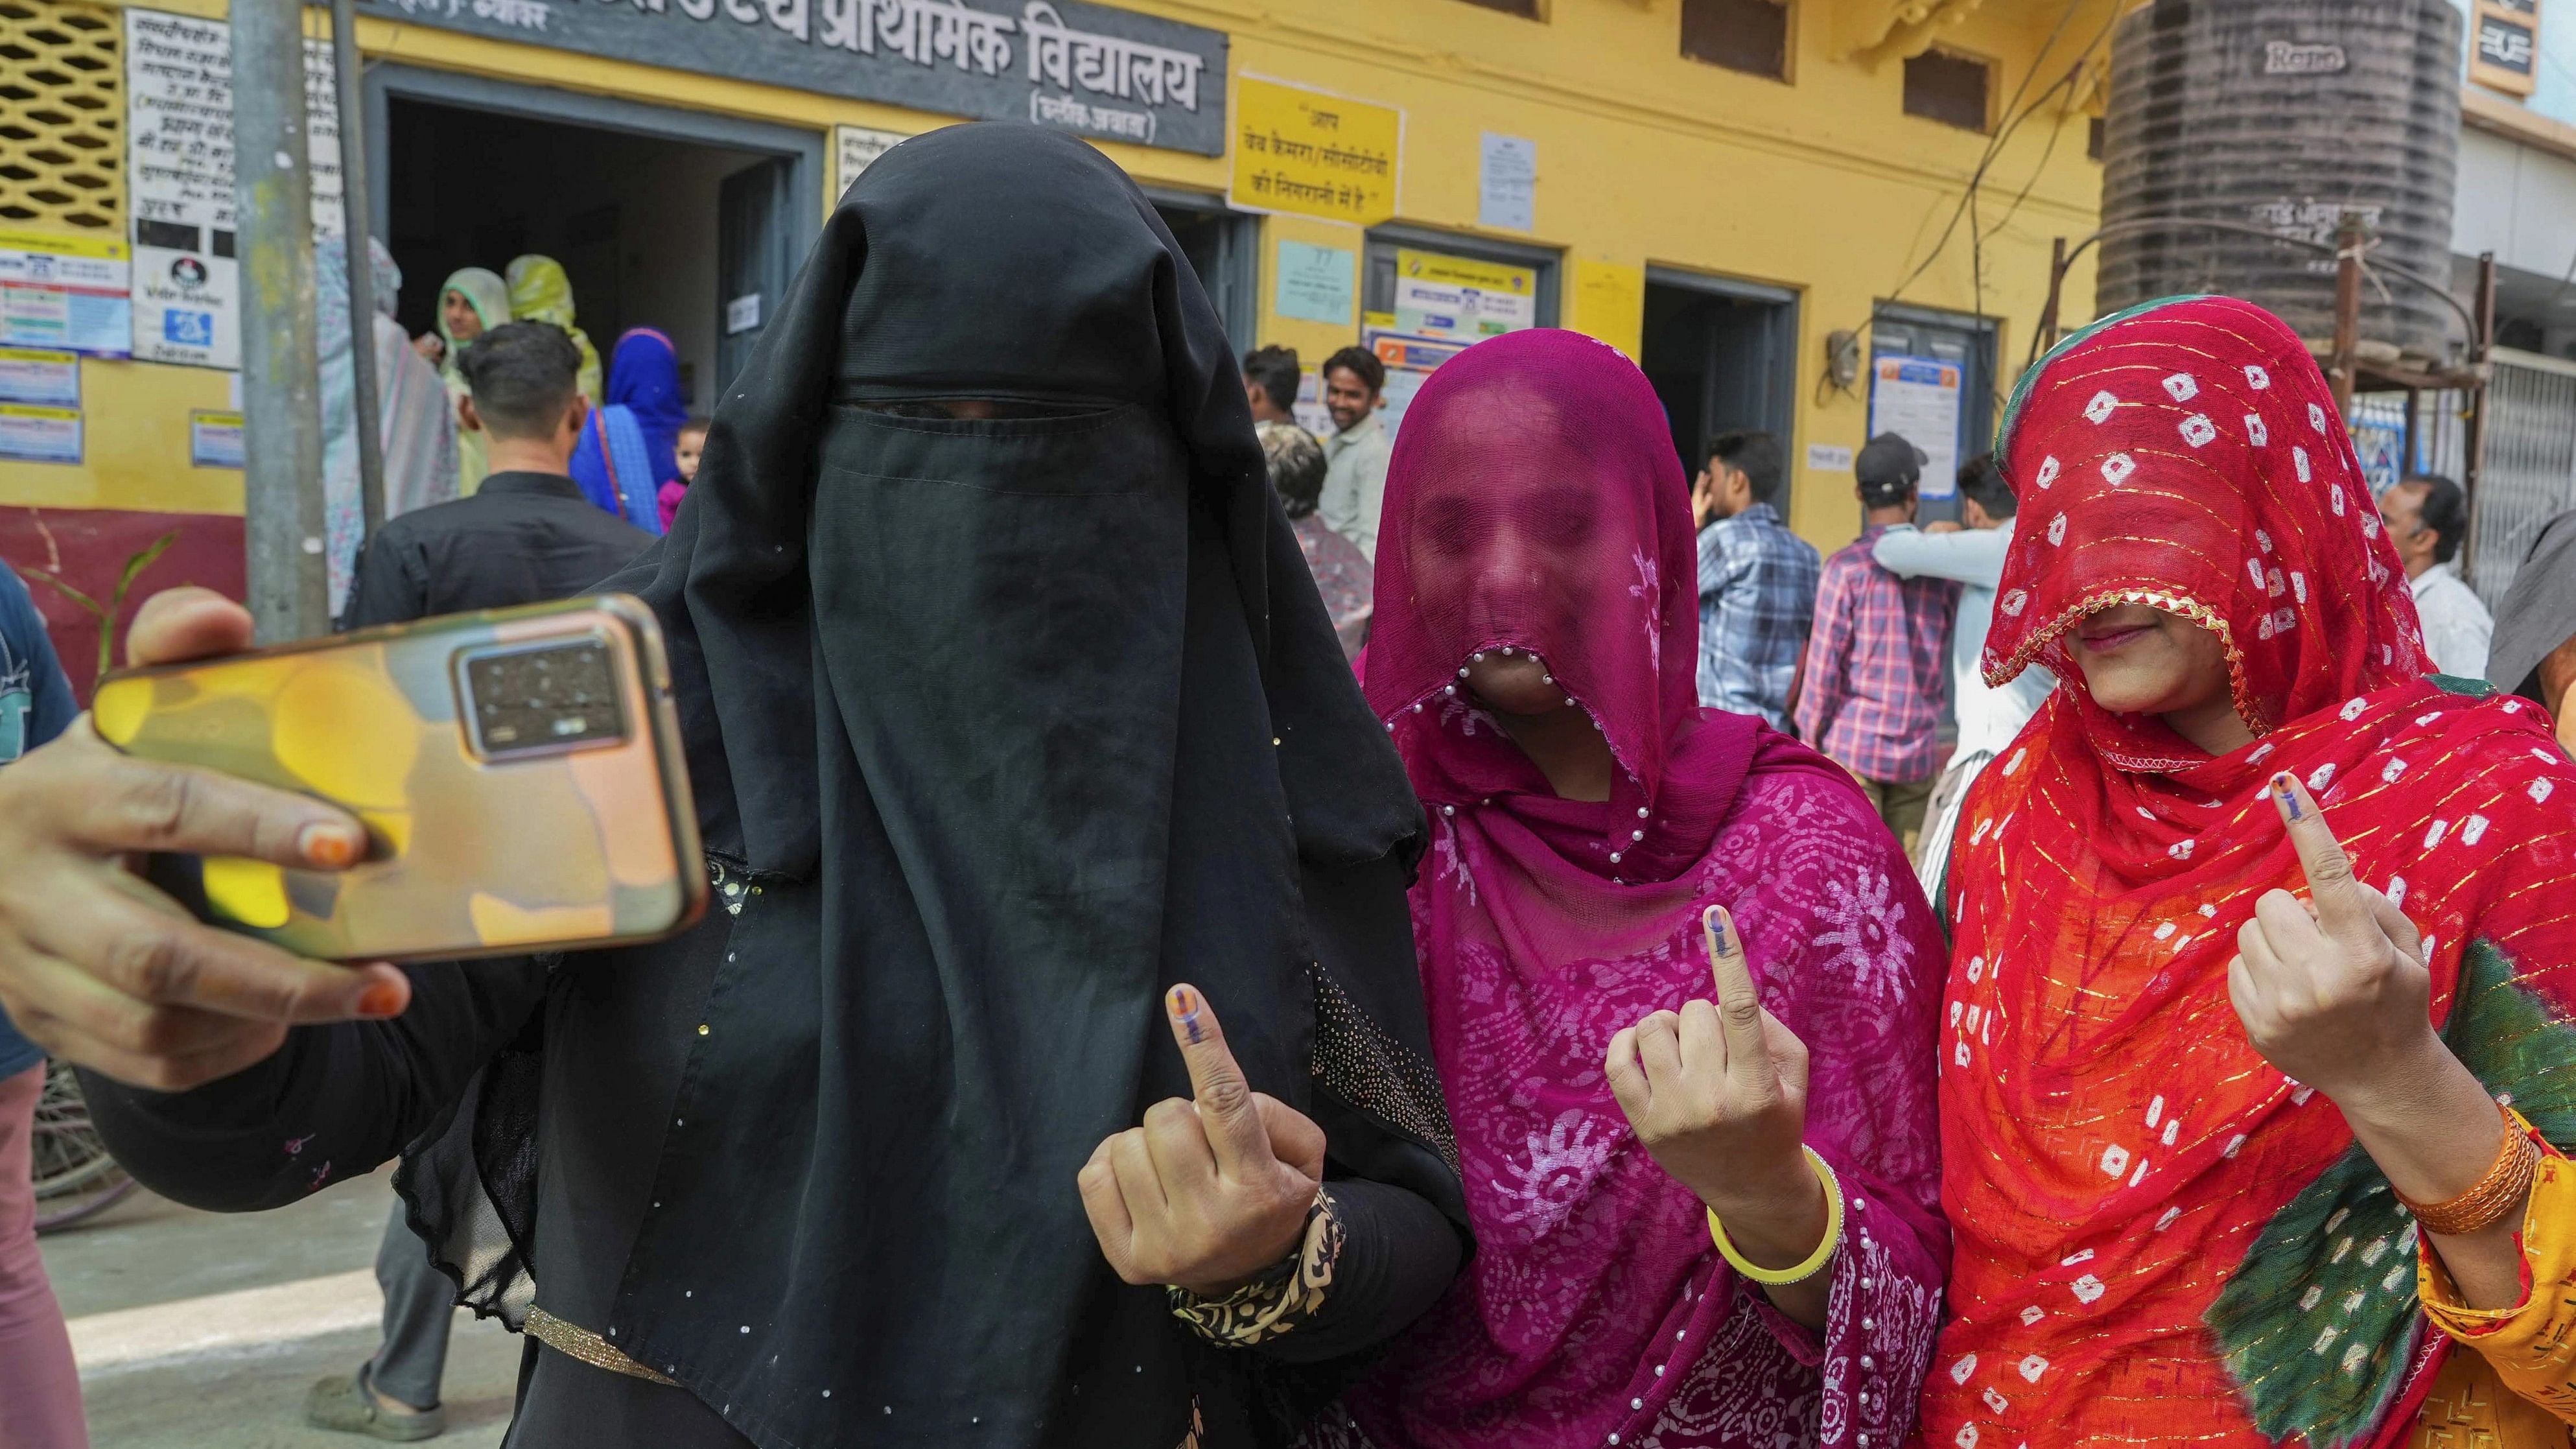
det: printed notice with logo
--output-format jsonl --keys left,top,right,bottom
{"left": 124, "top": 8, "right": 342, "bottom": 369}
{"left": 1868, "top": 355, "right": 1963, "bottom": 501}
{"left": 0, "top": 233, "right": 131, "bottom": 357}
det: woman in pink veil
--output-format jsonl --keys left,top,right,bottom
{"left": 1318, "top": 329, "right": 1948, "bottom": 1449}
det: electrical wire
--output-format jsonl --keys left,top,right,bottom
{"left": 1966, "top": 0, "right": 2124, "bottom": 324}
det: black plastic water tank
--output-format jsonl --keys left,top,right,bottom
{"left": 2096, "top": 0, "right": 2461, "bottom": 360}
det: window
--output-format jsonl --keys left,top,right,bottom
{"left": 1903, "top": 47, "right": 1991, "bottom": 132}
{"left": 0, "top": 0, "right": 122, "bottom": 233}
{"left": 1453, "top": 0, "right": 1541, "bottom": 16}
{"left": 1680, "top": 0, "right": 1789, "bottom": 80}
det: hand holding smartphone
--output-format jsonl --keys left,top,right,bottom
{"left": 91, "top": 595, "right": 705, "bottom": 963}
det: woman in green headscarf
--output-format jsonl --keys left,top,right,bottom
{"left": 419, "top": 266, "right": 511, "bottom": 496}
{"left": 504, "top": 255, "right": 603, "bottom": 406}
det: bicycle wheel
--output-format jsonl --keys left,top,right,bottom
{"left": 31, "top": 1060, "right": 138, "bottom": 1232}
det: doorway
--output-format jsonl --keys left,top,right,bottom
{"left": 368, "top": 67, "right": 824, "bottom": 410}
{"left": 1641, "top": 269, "right": 1798, "bottom": 501}
{"left": 1149, "top": 192, "right": 1256, "bottom": 351}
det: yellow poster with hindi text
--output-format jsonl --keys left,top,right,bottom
{"left": 1229, "top": 76, "right": 1401, "bottom": 228}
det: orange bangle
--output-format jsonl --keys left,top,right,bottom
{"left": 2398, "top": 1101, "right": 2540, "bottom": 1238}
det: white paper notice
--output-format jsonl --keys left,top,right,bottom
{"left": 725, "top": 293, "right": 762, "bottom": 335}
{"left": 1805, "top": 442, "right": 1855, "bottom": 475}
{"left": 1868, "top": 355, "right": 1963, "bottom": 500}
{"left": 1477, "top": 133, "right": 1536, "bottom": 232}
{"left": 124, "top": 9, "right": 341, "bottom": 370}
{"left": 835, "top": 126, "right": 908, "bottom": 206}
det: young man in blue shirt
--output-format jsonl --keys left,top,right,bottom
{"left": 0, "top": 559, "right": 86, "bottom": 1448}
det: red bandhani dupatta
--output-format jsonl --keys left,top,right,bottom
{"left": 1923, "top": 296, "right": 2576, "bottom": 1449}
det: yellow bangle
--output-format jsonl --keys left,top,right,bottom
{"left": 1709, "top": 1146, "right": 1844, "bottom": 1287}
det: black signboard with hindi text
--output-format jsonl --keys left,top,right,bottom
{"left": 357, "top": 0, "right": 1228, "bottom": 156}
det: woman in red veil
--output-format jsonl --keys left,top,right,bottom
{"left": 1925, "top": 294, "right": 2576, "bottom": 1448}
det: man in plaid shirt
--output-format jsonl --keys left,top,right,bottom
{"left": 1795, "top": 432, "right": 1960, "bottom": 845}
{"left": 1694, "top": 430, "right": 1820, "bottom": 728}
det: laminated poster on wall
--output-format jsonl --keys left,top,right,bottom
{"left": 1391, "top": 250, "right": 1537, "bottom": 342}
{"left": 0, "top": 405, "right": 82, "bottom": 466}
{"left": 1273, "top": 239, "right": 1354, "bottom": 325}
{"left": 189, "top": 410, "right": 246, "bottom": 471}
{"left": 1867, "top": 354, "right": 1962, "bottom": 501}
{"left": 0, "top": 233, "right": 132, "bottom": 357}
{"left": 0, "top": 348, "right": 80, "bottom": 408}
{"left": 123, "top": 8, "right": 344, "bottom": 371}
{"left": 1362, "top": 327, "right": 1468, "bottom": 438}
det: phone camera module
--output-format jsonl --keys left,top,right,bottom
{"left": 460, "top": 639, "right": 629, "bottom": 759}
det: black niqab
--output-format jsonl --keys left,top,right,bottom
{"left": 448, "top": 124, "right": 1458, "bottom": 1449}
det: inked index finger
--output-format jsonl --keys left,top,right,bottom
{"left": 1703, "top": 906, "right": 1768, "bottom": 1078}
{"left": 1164, "top": 984, "right": 1270, "bottom": 1175}
{"left": 2266, "top": 772, "right": 2373, "bottom": 943}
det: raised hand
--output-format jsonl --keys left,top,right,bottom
{"left": 2234, "top": 772, "right": 2535, "bottom": 1308}
{"left": 1605, "top": 906, "right": 1825, "bottom": 1269}
{"left": 0, "top": 587, "right": 404, "bottom": 1092}
{"left": 2229, "top": 772, "right": 2437, "bottom": 1101}
{"left": 1078, "top": 984, "right": 1326, "bottom": 1298}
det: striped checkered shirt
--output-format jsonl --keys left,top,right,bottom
{"left": 1695, "top": 502, "right": 1821, "bottom": 729}
{"left": 1795, "top": 524, "right": 1960, "bottom": 783}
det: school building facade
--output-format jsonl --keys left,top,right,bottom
{"left": 0, "top": 0, "right": 2109, "bottom": 690}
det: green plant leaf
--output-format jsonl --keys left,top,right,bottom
{"left": 115, "top": 530, "right": 180, "bottom": 602}
{"left": 19, "top": 569, "right": 102, "bottom": 620}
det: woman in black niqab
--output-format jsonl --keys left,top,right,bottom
{"left": 586, "top": 119, "right": 1469, "bottom": 1448}
{"left": 79, "top": 123, "right": 1467, "bottom": 1449}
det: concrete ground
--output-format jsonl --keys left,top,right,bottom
{"left": 41, "top": 1170, "right": 524, "bottom": 1448}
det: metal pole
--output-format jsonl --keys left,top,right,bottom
{"left": 2329, "top": 212, "right": 2364, "bottom": 419}
{"left": 2039, "top": 236, "right": 2068, "bottom": 357}
{"left": 2462, "top": 251, "right": 2498, "bottom": 586}
{"left": 329, "top": 0, "right": 384, "bottom": 539}
{"left": 235, "top": 0, "right": 328, "bottom": 641}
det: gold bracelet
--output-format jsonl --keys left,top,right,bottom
{"left": 1709, "top": 1146, "right": 1844, "bottom": 1287}
{"left": 2398, "top": 1101, "right": 2542, "bottom": 1238}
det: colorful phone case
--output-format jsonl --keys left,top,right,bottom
{"left": 90, "top": 595, "right": 706, "bottom": 962}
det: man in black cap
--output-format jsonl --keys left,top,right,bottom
{"left": 1794, "top": 432, "right": 1961, "bottom": 847}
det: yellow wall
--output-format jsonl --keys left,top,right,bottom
{"left": 2, "top": 0, "right": 2109, "bottom": 551}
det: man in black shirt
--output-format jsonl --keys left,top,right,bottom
{"left": 342, "top": 321, "right": 653, "bottom": 631}
{"left": 314, "top": 320, "right": 652, "bottom": 1439}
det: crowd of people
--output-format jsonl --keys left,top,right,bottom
{"left": 392, "top": 252, "right": 711, "bottom": 577}
{"left": 0, "top": 123, "right": 2574, "bottom": 1449}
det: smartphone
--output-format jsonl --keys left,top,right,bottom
{"left": 90, "top": 595, "right": 706, "bottom": 963}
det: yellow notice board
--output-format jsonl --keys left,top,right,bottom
{"left": 1570, "top": 259, "right": 1645, "bottom": 359}
{"left": 1230, "top": 76, "right": 1401, "bottom": 227}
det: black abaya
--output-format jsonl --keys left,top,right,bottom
{"left": 83, "top": 123, "right": 1466, "bottom": 1449}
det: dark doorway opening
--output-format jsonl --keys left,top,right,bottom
{"left": 1641, "top": 270, "right": 1798, "bottom": 497}
{"left": 382, "top": 95, "right": 804, "bottom": 412}
{"left": 1150, "top": 194, "right": 1257, "bottom": 353}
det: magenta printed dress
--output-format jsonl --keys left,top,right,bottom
{"left": 1315, "top": 329, "right": 1949, "bottom": 1449}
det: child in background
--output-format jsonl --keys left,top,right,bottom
{"left": 659, "top": 418, "right": 708, "bottom": 533}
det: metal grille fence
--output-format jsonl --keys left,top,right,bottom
{"left": 0, "top": 0, "right": 121, "bottom": 235}
{"left": 2466, "top": 349, "right": 2576, "bottom": 614}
